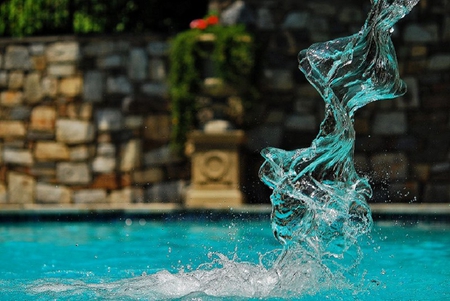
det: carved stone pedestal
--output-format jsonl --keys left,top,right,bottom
{"left": 185, "top": 130, "right": 245, "bottom": 209}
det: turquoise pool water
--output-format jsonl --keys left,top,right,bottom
{"left": 0, "top": 218, "right": 449, "bottom": 300}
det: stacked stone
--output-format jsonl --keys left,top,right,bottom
{"left": 242, "top": 0, "right": 450, "bottom": 203}
{"left": 0, "top": 0, "right": 449, "bottom": 206}
{"left": 0, "top": 37, "right": 187, "bottom": 206}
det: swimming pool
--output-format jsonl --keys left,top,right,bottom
{"left": 1, "top": 217, "right": 449, "bottom": 300}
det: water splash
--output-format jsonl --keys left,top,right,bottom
{"left": 260, "top": 0, "right": 418, "bottom": 275}
{"left": 25, "top": 1, "right": 419, "bottom": 300}
{"left": 27, "top": 250, "right": 359, "bottom": 299}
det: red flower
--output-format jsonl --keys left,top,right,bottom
{"left": 206, "top": 15, "right": 219, "bottom": 25}
{"left": 190, "top": 19, "right": 207, "bottom": 30}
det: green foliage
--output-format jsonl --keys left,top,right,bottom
{"left": 0, "top": 0, "right": 208, "bottom": 37}
{"left": 0, "top": 0, "right": 70, "bottom": 37}
{"left": 169, "top": 24, "right": 257, "bottom": 154}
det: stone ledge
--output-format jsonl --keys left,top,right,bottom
{"left": 0, "top": 34, "right": 166, "bottom": 45}
{"left": 0, "top": 203, "right": 449, "bottom": 220}
{"left": 370, "top": 203, "right": 450, "bottom": 216}
{"left": 0, "top": 203, "right": 272, "bottom": 222}
{"left": 0, "top": 203, "right": 183, "bottom": 215}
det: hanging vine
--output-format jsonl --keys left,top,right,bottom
{"left": 169, "top": 17, "right": 257, "bottom": 154}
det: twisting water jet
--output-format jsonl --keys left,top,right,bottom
{"left": 259, "top": 0, "right": 419, "bottom": 274}
{"left": 24, "top": 1, "right": 422, "bottom": 299}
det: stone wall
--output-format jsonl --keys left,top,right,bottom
{"left": 0, "top": 0, "right": 449, "bottom": 207}
{"left": 0, "top": 35, "right": 188, "bottom": 207}
{"left": 240, "top": 0, "right": 450, "bottom": 203}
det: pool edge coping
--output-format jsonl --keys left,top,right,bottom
{"left": 0, "top": 203, "right": 449, "bottom": 220}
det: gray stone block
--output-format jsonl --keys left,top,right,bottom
{"left": 24, "top": 73, "right": 43, "bottom": 103}
{"left": 149, "top": 58, "right": 167, "bottom": 81}
{"left": 143, "top": 146, "right": 182, "bottom": 166}
{"left": 146, "top": 180, "right": 185, "bottom": 203}
{"left": 203, "top": 120, "right": 233, "bottom": 133}
{"left": 141, "top": 82, "right": 168, "bottom": 97}
{"left": 370, "top": 153, "right": 408, "bottom": 181}
{"left": 66, "top": 103, "right": 93, "bottom": 120}
{"left": 56, "top": 119, "right": 95, "bottom": 144}
{"left": 428, "top": 54, "right": 450, "bottom": 71}
{"left": 57, "top": 162, "right": 92, "bottom": 185}
{"left": 0, "top": 71, "right": 8, "bottom": 87}
{"left": 106, "top": 76, "right": 132, "bottom": 94}
{"left": 294, "top": 98, "right": 316, "bottom": 114}
{"left": 373, "top": 112, "right": 407, "bottom": 135}
{"left": 96, "top": 108, "right": 123, "bottom": 131}
{"left": 9, "top": 106, "right": 31, "bottom": 120}
{"left": 124, "top": 115, "right": 144, "bottom": 129}
{"left": 30, "top": 162, "right": 57, "bottom": 178}
{"left": 143, "top": 115, "right": 171, "bottom": 142}
{"left": 246, "top": 125, "right": 283, "bottom": 152}
{"left": 423, "top": 183, "right": 450, "bottom": 202}
{"left": 42, "top": 76, "right": 58, "bottom": 97}
{"left": 108, "top": 188, "right": 134, "bottom": 204}
{"left": 69, "top": 145, "right": 93, "bottom": 161}
{"left": 120, "top": 139, "right": 142, "bottom": 172}
{"left": 8, "top": 172, "right": 35, "bottom": 204}
{"left": 29, "top": 43, "right": 45, "bottom": 55}
{"left": 388, "top": 181, "right": 419, "bottom": 202}
{"left": 0, "top": 183, "right": 6, "bottom": 203}
{"left": 47, "top": 64, "right": 77, "bottom": 76}
{"left": 8, "top": 71, "right": 24, "bottom": 89}
{"left": 396, "top": 77, "right": 420, "bottom": 109}
{"left": 444, "top": 16, "right": 450, "bottom": 41}
{"left": 264, "top": 110, "right": 285, "bottom": 124}
{"left": 256, "top": 8, "right": 275, "bottom": 30}
{"left": 338, "top": 6, "right": 364, "bottom": 24}
{"left": 83, "top": 41, "right": 116, "bottom": 56}
{"left": 132, "top": 167, "right": 164, "bottom": 184}
{"left": 73, "top": 189, "right": 107, "bottom": 203}
{"left": 4, "top": 46, "right": 32, "bottom": 69}
{"left": 128, "top": 48, "right": 147, "bottom": 80}
{"left": 307, "top": 16, "right": 329, "bottom": 33}
{"left": 221, "top": 0, "right": 255, "bottom": 26}
{"left": 27, "top": 130, "right": 55, "bottom": 140}
{"left": 2, "top": 148, "right": 34, "bottom": 166}
{"left": 263, "top": 69, "right": 294, "bottom": 91}
{"left": 36, "top": 183, "right": 72, "bottom": 204}
{"left": 404, "top": 23, "right": 439, "bottom": 43}
{"left": 97, "top": 143, "right": 116, "bottom": 157}
{"left": 147, "top": 41, "right": 169, "bottom": 56}
{"left": 307, "top": 2, "right": 337, "bottom": 16}
{"left": 282, "top": 12, "right": 309, "bottom": 29}
{"left": 284, "top": 114, "right": 317, "bottom": 131}
{"left": 92, "top": 156, "right": 116, "bottom": 173}
{"left": 97, "top": 55, "right": 125, "bottom": 69}
{"left": 46, "top": 42, "right": 80, "bottom": 62}
{"left": 354, "top": 154, "right": 371, "bottom": 173}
